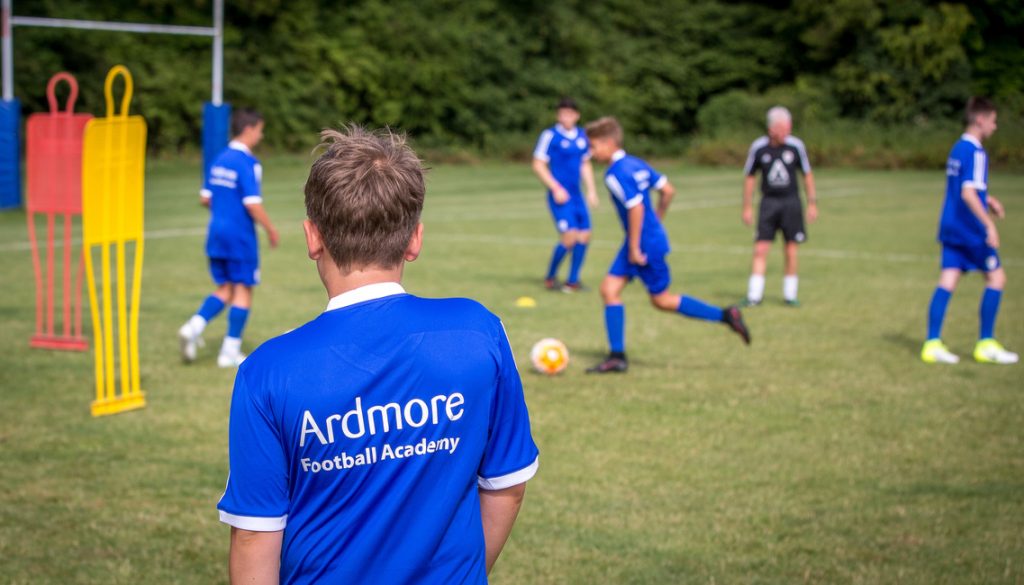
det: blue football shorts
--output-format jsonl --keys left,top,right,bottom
{"left": 209, "top": 257, "right": 261, "bottom": 286}
{"left": 548, "top": 190, "right": 591, "bottom": 233}
{"left": 941, "top": 243, "right": 1000, "bottom": 273}
{"left": 608, "top": 243, "right": 671, "bottom": 295}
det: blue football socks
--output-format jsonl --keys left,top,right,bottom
{"left": 605, "top": 304, "right": 625, "bottom": 353}
{"left": 678, "top": 295, "right": 724, "bottom": 322}
{"left": 927, "top": 287, "right": 952, "bottom": 340}
{"left": 979, "top": 287, "right": 1001, "bottom": 340}
{"left": 227, "top": 306, "right": 250, "bottom": 340}
{"left": 197, "top": 294, "right": 226, "bottom": 322}
{"left": 567, "top": 243, "right": 588, "bottom": 285}
{"left": 546, "top": 243, "right": 569, "bottom": 281}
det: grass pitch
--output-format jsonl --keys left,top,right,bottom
{"left": 0, "top": 156, "right": 1021, "bottom": 584}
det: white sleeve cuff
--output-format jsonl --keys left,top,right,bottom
{"left": 533, "top": 153, "right": 550, "bottom": 162}
{"left": 962, "top": 181, "right": 987, "bottom": 191}
{"left": 242, "top": 196, "right": 264, "bottom": 205}
{"left": 478, "top": 456, "right": 539, "bottom": 490}
{"left": 219, "top": 510, "right": 287, "bottom": 531}
{"left": 653, "top": 176, "right": 668, "bottom": 190}
{"left": 200, "top": 189, "right": 212, "bottom": 199}
{"left": 624, "top": 195, "right": 644, "bottom": 209}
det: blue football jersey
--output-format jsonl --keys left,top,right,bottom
{"left": 218, "top": 283, "right": 539, "bottom": 585}
{"left": 202, "top": 141, "right": 263, "bottom": 261}
{"left": 939, "top": 134, "right": 989, "bottom": 246}
{"left": 533, "top": 124, "right": 590, "bottom": 195}
{"left": 603, "top": 150, "right": 670, "bottom": 254}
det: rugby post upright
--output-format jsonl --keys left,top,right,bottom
{"left": 0, "top": 0, "right": 229, "bottom": 210}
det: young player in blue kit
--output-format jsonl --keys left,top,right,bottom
{"left": 922, "top": 97, "right": 1018, "bottom": 365}
{"left": 218, "top": 126, "right": 538, "bottom": 584}
{"left": 532, "top": 97, "right": 599, "bottom": 292}
{"left": 583, "top": 117, "right": 750, "bottom": 373}
{"left": 178, "top": 110, "right": 279, "bottom": 368}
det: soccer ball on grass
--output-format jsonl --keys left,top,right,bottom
{"left": 530, "top": 338, "right": 569, "bottom": 375}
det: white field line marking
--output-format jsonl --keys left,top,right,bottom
{"left": 2, "top": 225, "right": 1020, "bottom": 267}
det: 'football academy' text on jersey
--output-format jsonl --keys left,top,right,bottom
{"left": 939, "top": 133, "right": 990, "bottom": 246}
{"left": 218, "top": 283, "right": 539, "bottom": 585}
{"left": 743, "top": 136, "right": 812, "bottom": 199}
{"left": 533, "top": 124, "right": 591, "bottom": 195}
{"left": 604, "top": 150, "right": 670, "bottom": 254}
{"left": 202, "top": 141, "right": 263, "bottom": 261}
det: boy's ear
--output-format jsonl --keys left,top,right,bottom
{"left": 303, "top": 219, "right": 324, "bottom": 260}
{"left": 404, "top": 223, "right": 424, "bottom": 262}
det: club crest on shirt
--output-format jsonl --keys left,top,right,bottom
{"left": 576, "top": 138, "right": 586, "bottom": 149}
{"left": 761, "top": 153, "right": 772, "bottom": 164}
{"left": 561, "top": 139, "right": 570, "bottom": 149}
{"left": 782, "top": 150, "right": 795, "bottom": 164}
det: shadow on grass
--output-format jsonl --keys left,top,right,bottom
{"left": 882, "top": 331, "right": 921, "bottom": 356}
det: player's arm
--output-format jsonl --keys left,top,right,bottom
{"left": 742, "top": 175, "right": 756, "bottom": 226}
{"left": 803, "top": 171, "right": 818, "bottom": 223}
{"left": 655, "top": 180, "right": 675, "bottom": 220}
{"left": 479, "top": 483, "right": 527, "bottom": 574}
{"left": 627, "top": 203, "right": 646, "bottom": 265}
{"left": 200, "top": 189, "right": 212, "bottom": 208}
{"left": 244, "top": 202, "right": 280, "bottom": 248}
{"left": 962, "top": 186, "right": 1000, "bottom": 248}
{"left": 581, "top": 158, "right": 599, "bottom": 208}
{"left": 229, "top": 527, "right": 282, "bottom": 585}
{"left": 988, "top": 195, "right": 1006, "bottom": 219}
{"left": 532, "top": 158, "right": 569, "bottom": 204}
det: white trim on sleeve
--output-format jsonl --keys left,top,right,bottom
{"left": 973, "top": 151, "right": 986, "bottom": 188}
{"left": 533, "top": 129, "right": 554, "bottom": 162}
{"left": 200, "top": 189, "right": 212, "bottom": 199}
{"left": 962, "top": 181, "right": 988, "bottom": 191}
{"left": 743, "top": 136, "right": 768, "bottom": 175}
{"left": 653, "top": 175, "right": 668, "bottom": 190}
{"left": 624, "top": 195, "right": 644, "bottom": 209}
{"left": 478, "top": 456, "right": 539, "bottom": 490}
{"left": 786, "top": 135, "right": 812, "bottom": 174}
{"left": 242, "top": 196, "right": 263, "bottom": 205}
{"left": 605, "top": 174, "right": 627, "bottom": 204}
{"left": 219, "top": 510, "right": 287, "bottom": 532}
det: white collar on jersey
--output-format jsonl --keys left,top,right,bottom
{"left": 228, "top": 140, "right": 252, "bottom": 155}
{"left": 611, "top": 149, "right": 627, "bottom": 163}
{"left": 960, "top": 133, "right": 983, "bottom": 148}
{"left": 554, "top": 124, "right": 579, "bottom": 140}
{"left": 325, "top": 282, "right": 406, "bottom": 312}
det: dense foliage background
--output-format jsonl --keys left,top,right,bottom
{"left": 12, "top": 0, "right": 1024, "bottom": 166}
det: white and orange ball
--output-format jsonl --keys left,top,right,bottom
{"left": 530, "top": 338, "right": 569, "bottom": 375}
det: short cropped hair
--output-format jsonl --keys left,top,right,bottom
{"left": 766, "top": 106, "right": 791, "bottom": 129}
{"left": 304, "top": 126, "right": 426, "bottom": 272}
{"left": 231, "top": 108, "right": 263, "bottom": 137}
{"left": 557, "top": 97, "right": 579, "bottom": 112}
{"left": 965, "top": 97, "right": 996, "bottom": 126}
{"left": 585, "top": 116, "right": 624, "bottom": 146}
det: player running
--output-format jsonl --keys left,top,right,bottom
{"left": 922, "top": 97, "right": 1017, "bottom": 365}
{"left": 741, "top": 106, "right": 818, "bottom": 307}
{"left": 532, "top": 97, "right": 599, "bottom": 292}
{"left": 178, "top": 109, "right": 279, "bottom": 368}
{"left": 583, "top": 117, "right": 750, "bottom": 373}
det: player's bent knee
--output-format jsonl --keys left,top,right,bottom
{"left": 986, "top": 268, "right": 1006, "bottom": 290}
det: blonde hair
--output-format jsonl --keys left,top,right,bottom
{"left": 584, "top": 116, "right": 624, "bottom": 146}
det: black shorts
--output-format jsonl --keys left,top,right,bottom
{"left": 757, "top": 196, "right": 806, "bottom": 243}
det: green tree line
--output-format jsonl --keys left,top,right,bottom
{"left": 12, "top": 0, "right": 1024, "bottom": 166}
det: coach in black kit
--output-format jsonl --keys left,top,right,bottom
{"left": 741, "top": 106, "right": 818, "bottom": 307}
